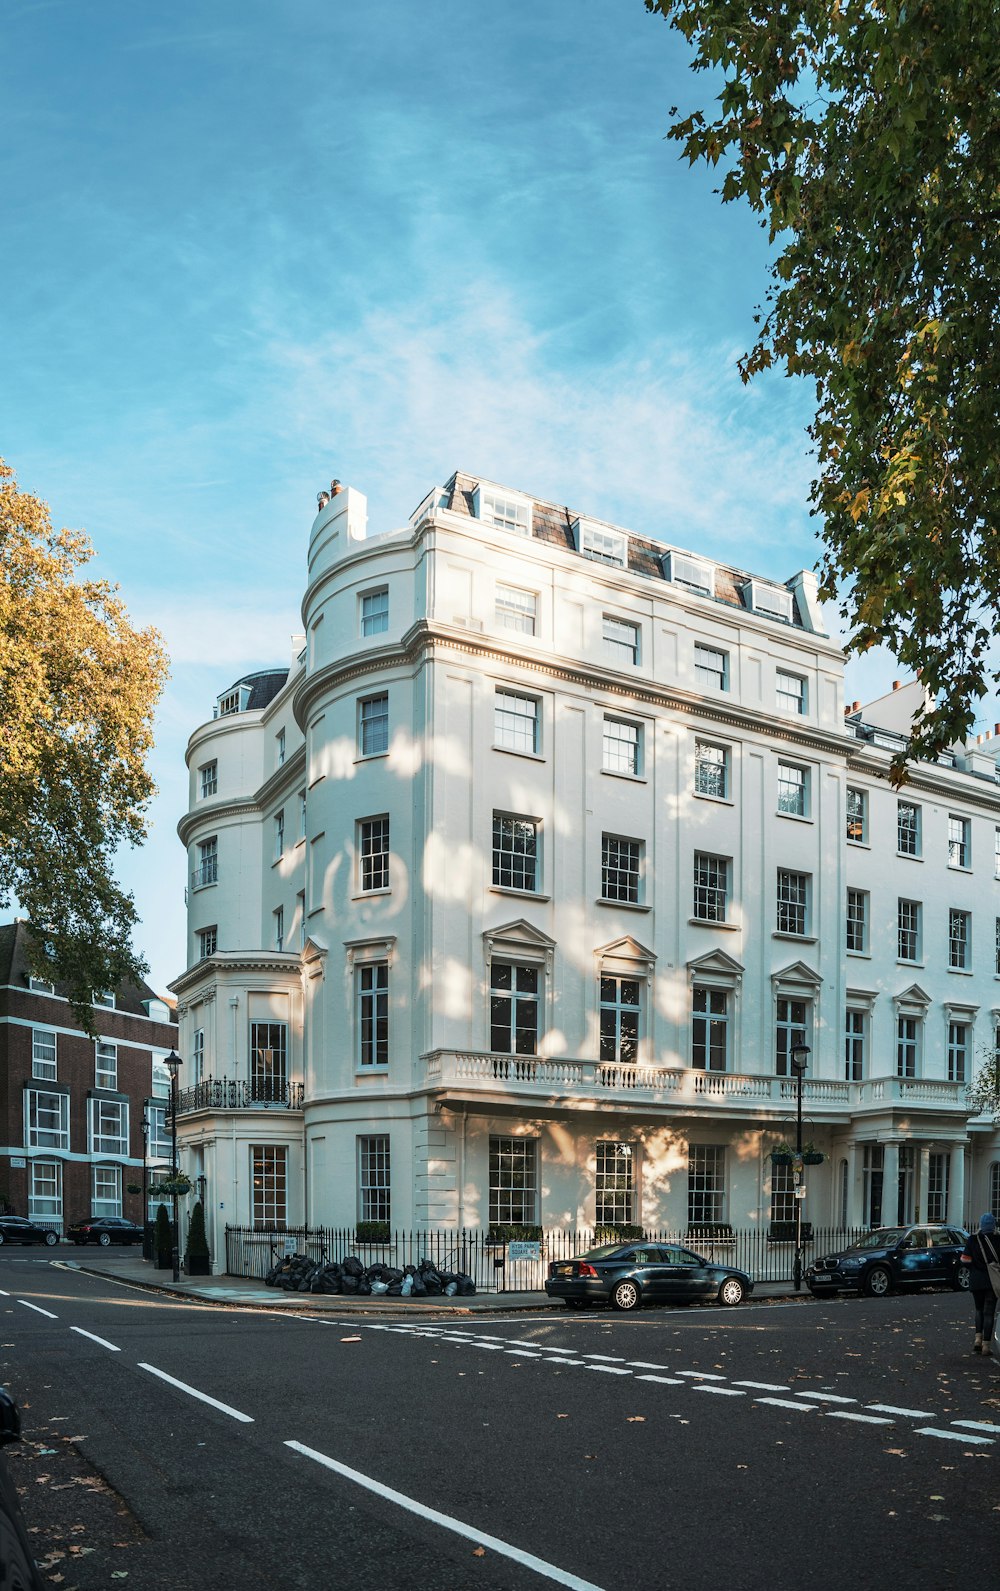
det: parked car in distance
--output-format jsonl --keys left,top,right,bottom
{"left": 806, "top": 1224, "right": 970, "bottom": 1298}
{"left": 0, "top": 1216, "right": 59, "bottom": 1247}
{"left": 65, "top": 1216, "right": 144, "bottom": 1247}
{"left": 0, "top": 1387, "right": 47, "bottom": 1590}
{"left": 545, "top": 1242, "right": 753, "bottom": 1311}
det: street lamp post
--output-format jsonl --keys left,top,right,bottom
{"left": 790, "top": 1038, "right": 810, "bottom": 1292}
{"left": 164, "top": 1050, "right": 183, "bottom": 1282}
{"left": 141, "top": 1108, "right": 151, "bottom": 1262}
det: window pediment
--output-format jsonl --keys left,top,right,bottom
{"left": 343, "top": 934, "right": 396, "bottom": 968}
{"left": 893, "top": 982, "right": 931, "bottom": 1011}
{"left": 687, "top": 948, "right": 744, "bottom": 987}
{"left": 484, "top": 919, "right": 556, "bottom": 970}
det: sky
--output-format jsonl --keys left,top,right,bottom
{"left": 1, "top": 0, "right": 962, "bottom": 995}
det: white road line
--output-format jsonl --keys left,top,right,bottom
{"left": 584, "top": 1354, "right": 628, "bottom": 1362}
{"left": 677, "top": 1371, "right": 726, "bottom": 1381}
{"left": 547, "top": 1358, "right": 587, "bottom": 1366}
{"left": 70, "top": 1327, "right": 120, "bottom": 1352}
{"left": 471, "top": 1343, "right": 507, "bottom": 1351}
{"left": 138, "top": 1364, "right": 254, "bottom": 1422}
{"left": 17, "top": 1300, "right": 57, "bottom": 1319}
{"left": 586, "top": 1365, "right": 632, "bottom": 1376}
{"left": 286, "top": 1440, "right": 609, "bottom": 1591}
{"left": 505, "top": 1350, "right": 543, "bottom": 1358}
{"left": 798, "top": 1392, "right": 856, "bottom": 1404}
{"left": 0, "top": 1289, "right": 9, "bottom": 1298}
{"left": 757, "top": 1398, "right": 815, "bottom": 1412}
{"left": 827, "top": 1412, "right": 894, "bottom": 1426}
{"left": 627, "top": 1362, "right": 675, "bottom": 1371}
{"left": 915, "top": 1428, "right": 994, "bottom": 1446}
{"left": 951, "top": 1420, "right": 1000, "bottom": 1434}
{"left": 636, "top": 1374, "right": 684, "bottom": 1385}
{"left": 866, "top": 1404, "right": 933, "bottom": 1419}
{"left": 734, "top": 1381, "right": 790, "bottom": 1392}
{"left": 693, "top": 1386, "right": 745, "bottom": 1397}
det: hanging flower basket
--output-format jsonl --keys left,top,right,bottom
{"left": 769, "top": 1151, "right": 794, "bottom": 1166}
{"left": 148, "top": 1176, "right": 194, "bottom": 1198}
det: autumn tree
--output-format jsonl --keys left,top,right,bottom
{"left": 0, "top": 458, "right": 168, "bottom": 1029}
{"left": 646, "top": 0, "right": 1000, "bottom": 767}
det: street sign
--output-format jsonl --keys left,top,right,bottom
{"left": 508, "top": 1241, "right": 541, "bottom": 1262}
{"left": 283, "top": 1236, "right": 297, "bottom": 1257}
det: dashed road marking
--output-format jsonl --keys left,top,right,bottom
{"left": 951, "top": 1420, "right": 1000, "bottom": 1435}
{"left": 693, "top": 1386, "right": 745, "bottom": 1397}
{"left": 586, "top": 1365, "right": 632, "bottom": 1376}
{"left": 636, "top": 1374, "right": 684, "bottom": 1385}
{"left": 138, "top": 1363, "right": 253, "bottom": 1422}
{"left": 70, "top": 1327, "right": 120, "bottom": 1351}
{"left": 828, "top": 1412, "right": 894, "bottom": 1426}
{"left": 677, "top": 1370, "right": 725, "bottom": 1381}
{"left": 734, "top": 1381, "right": 790, "bottom": 1392}
{"left": 865, "top": 1404, "right": 934, "bottom": 1419}
{"left": 757, "top": 1397, "right": 815, "bottom": 1412}
{"left": 17, "top": 1300, "right": 57, "bottom": 1319}
{"left": 915, "top": 1428, "right": 994, "bottom": 1446}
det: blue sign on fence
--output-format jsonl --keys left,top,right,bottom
{"left": 508, "top": 1240, "right": 541, "bottom": 1262}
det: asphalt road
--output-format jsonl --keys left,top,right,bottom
{"left": 1, "top": 1250, "right": 997, "bottom": 1590}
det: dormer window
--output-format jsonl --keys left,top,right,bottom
{"left": 216, "top": 683, "right": 252, "bottom": 717}
{"left": 742, "top": 580, "right": 794, "bottom": 623}
{"left": 575, "top": 519, "right": 627, "bottom": 567}
{"left": 663, "top": 550, "right": 715, "bottom": 597}
{"left": 474, "top": 484, "right": 532, "bottom": 537}
{"left": 93, "top": 991, "right": 115, "bottom": 1010}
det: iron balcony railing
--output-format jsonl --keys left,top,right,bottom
{"left": 175, "top": 1077, "right": 304, "bottom": 1115}
{"left": 191, "top": 858, "right": 218, "bottom": 889}
{"left": 224, "top": 1223, "right": 873, "bottom": 1291}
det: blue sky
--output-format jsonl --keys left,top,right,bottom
{"left": 2, "top": 0, "right": 927, "bottom": 993}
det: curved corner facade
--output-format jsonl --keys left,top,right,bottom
{"left": 169, "top": 473, "right": 1000, "bottom": 1265}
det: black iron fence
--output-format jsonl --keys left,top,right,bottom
{"left": 175, "top": 1078, "right": 304, "bottom": 1115}
{"left": 225, "top": 1224, "right": 870, "bottom": 1292}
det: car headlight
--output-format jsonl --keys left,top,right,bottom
{"left": 839, "top": 1259, "right": 862, "bottom": 1270}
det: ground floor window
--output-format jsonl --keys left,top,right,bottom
{"left": 991, "top": 1162, "right": 1000, "bottom": 1222}
{"left": 92, "top": 1163, "right": 121, "bottom": 1217}
{"left": 251, "top": 1145, "right": 287, "bottom": 1229}
{"left": 927, "top": 1152, "right": 950, "bottom": 1223}
{"left": 770, "top": 1161, "right": 796, "bottom": 1228}
{"left": 28, "top": 1160, "right": 62, "bottom": 1223}
{"left": 489, "top": 1136, "right": 537, "bottom": 1226}
{"left": 688, "top": 1144, "right": 725, "bottom": 1227}
{"left": 595, "top": 1141, "right": 634, "bottom": 1227}
{"left": 862, "top": 1145, "right": 884, "bottom": 1227}
{"left": 358, "top": 1136, "right": 390, "bottom": 1224}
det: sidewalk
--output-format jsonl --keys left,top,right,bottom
{"left": 57, "top": 1249, "right": 801, "bottom": 1315}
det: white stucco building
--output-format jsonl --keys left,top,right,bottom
{"left": 170, "top": 472, "right": 1000, "bottom": 1265}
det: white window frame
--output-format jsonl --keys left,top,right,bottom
{"left": 358, "top": 1135, "right": 391, "bottom": 1223}
{"left": 776, "top": 670, "right": 807, "bottom": 714}
{"left": 92, "top": 1163, "right": 122, "bottom": 1218}
{"left": 488, "top": 1135, "right": 538, "bottom": 1227}
{"left": 250, "top": 1145, "right": 288, "bottom": 1229}
{"left": 744, "top": 579, "right": 794, "bottom": 622}
{"left": 898, "top": 898, "right": 922, "bottom": 962}
{"left": 274, "top": 905, "right": 284, "bottom": 952}
{"left": 490, "top": 961, "right": 541, "bottom": 1055}
{"left": 602, "top": 717, "right": 641, "bottom": 777}
{"left": 492, "top": 813, "right": 539, "bottom": 894}
{"left": 476, "top": 485, "right": 532, "bottom": 537}
{"left": 896, "top": 1014, "right": 919, "bottom": 1079}
{"left": 598, "top": 974, "right": 641, "bottom": 1065}
{"left": 694, "top": 643, "right": 729, "bottom": 692}
{"left": 95, "top": 1040, "right": 117, "bottom": 1091}
{"left": 602, "top": 615, "right": 639, "bottom": 666}
{"left": 601, "top": 833, "right": 643, "bottom": 905}
{"left": 25, "top": 1090, "right": 69, "bottom": 1151}
{"left": 846, "top": 786, "right": 867, "bottom": 843}
{"left": 948, "top": 814, "right": 970, "bottom": 868}
{"left": 358, "top": 815, "right": 390, "bottom": 893}
{"left": 663, "top": 550, "right": 715, "bottom": 596}
{"left": 191, "top": 1029, "right": 205, "bottom": 1088}
{"left": 776, "top": 870, "right": 810, "bottom": 937}
{"left": 775, "top": 996, "right": 811, "bottom": 1077}
{"left": 361, "top": 587, "right": 389, "bottom": 637}
{"left": 494, "top": 690, "right": 540, "bottom": 756}
{"left": 88, "top": 1097, "right": 129, "bottom": 1158}
{"left": 31, "top": 1028, "right": 57, "bottom": 1081}
{"left": 693, "top": 853, "right": 730, "bottom": 924}
{"left": 274, "top": 809, "right": 285, "bottom": 861}
{"left": 845, "top": 1008, "right": 866, "bottom": 1082}
{"left": 694, "top": 740, "right": 730, "bottom": 800}
{"left": 276, "top": 728, "right": 286, "bottom": 767}
{"left": 147, "top": 1101, "right": 170, "bottom": 1161}
{"left": 777, "top": 761, "right": 808, "bottom": 817}
{"left": 846, "top": 888, "right": 869, "bottom": 954}
{"left": 688, "top": 1144, "right": 726, "bottom": 1226}
{"left": 199, "top": 760, "right": 218, "bottom": 798}
{"left": 357, "top": 961, "right": 389, "bottom": 1068}
{"left": 194, "top": 836, "right": 218, "bottom": 889}
{"left": 495, "top": 583, "right": 537, "bottom": 634}
{"left": 197, "top": 925, "right": 217, "bottom": 960}
{"left": 28, "top": 1160, "right": 62, "bottom": 1224}
{"left": 359, "top": 693, "right": 389, "bottom": 757}
{"left": 948, "top": 908, "right": 971, "bottom": 970}
{"left": 576, "top": 519, "right": 627, "bottom": 567}
{"left": 692, "top": 986, "right": 730, "bottom": 1072}
{"left": 897, "top": 801, "right": 921, "bottom": 856}
{"left": 947, "top": 1020, "right": 970, "bottom": 1083}
{"left": 595, "top": 1141, "right": 636, "bottom": 1227}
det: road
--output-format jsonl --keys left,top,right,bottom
{"left": 1, "top": 1250, "right": 997, "bottom": 1590}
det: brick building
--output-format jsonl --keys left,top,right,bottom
{"left": 0, "top": 920, "right": 178, "bottom": 1233}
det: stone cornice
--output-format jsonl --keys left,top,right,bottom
{"left": 177, "top": 799, "right": 261, "bottom": 848}
{"left": 293, "top": 621, "right": 853, "bottom": 761}
{"left": 169, "top": 950, "right": 303, "bottom": 998}
{"left": 846, "top": 745, "right": 1000, "bottom": 812}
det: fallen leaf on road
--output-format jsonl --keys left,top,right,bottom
{"left": 340, "top": 1336, "right": 361, "bottom": 1343}
{"left": 883, "top": 1450, "right": 906, "bottom": 1457}
{"left": 584, "top": 1454, "right": 597, "bottom": 1460}
{"left": 625, "top": 1417, "right": 645, "bottom": 1423}
{"left": 473, "top": 1547, "right": 486, "bottom": 1557}
{"left": 556, "top": 1414, "right": 568, "bottom": 1419}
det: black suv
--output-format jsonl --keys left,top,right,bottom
{"left": 806, "top": 1224, "right": 969, "bottom": 1297}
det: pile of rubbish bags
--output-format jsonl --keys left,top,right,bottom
{"left": 264, "top": 1252, "right": 476, "bottom": 1298}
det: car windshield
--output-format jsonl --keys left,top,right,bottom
{"left": 854, "top": 1228, "right": 905, "bottom": 1250}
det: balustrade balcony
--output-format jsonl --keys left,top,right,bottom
{"left": 423, "top": 1050, "right": 972, "bottom": 1117}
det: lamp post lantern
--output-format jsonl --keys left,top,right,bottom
{"left": 790, "top": 1038, "right": 810, "bottom": 1292}
{"left": 164, "top": 1050, "right": 183, "bottom": 1282}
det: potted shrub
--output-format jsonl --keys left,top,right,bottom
{"left": 154, "top": 1203, "right": 172, "bottom": 1270}
{"left": 594, "top": 1224, "right": 645, "bottom": 1244}
{"left": 354, "top": 1220, "right": 390, "bottom": 1244}
{"left": 185, "top": 1200, "right": 212, "bottom": 1276}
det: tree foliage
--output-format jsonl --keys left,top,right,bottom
{"left": 646, "top": 1, "right": 1000, "bottom": 766}
{"left": 0, "top": 458, "right": 167, "bottom": 1030}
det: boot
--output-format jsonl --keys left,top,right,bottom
{"left": 973, "top": 1333, "right": 983, "bottom": 1353}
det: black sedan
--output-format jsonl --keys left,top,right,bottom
{"left": 0, "top": 1217, "right": 59, "bottom": 1247}
{"left": 66, "top": 1216, "right": 143, "bottom": 1247}
{"left": 806, "top": 1224, "right": 969, "bottom": 1298}
{"left": 545, "top": 1242, "right": 753, "bottom": 1311}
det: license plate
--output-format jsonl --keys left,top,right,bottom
{"left": 554, "top": 1265, "right": 572, "bottom": 1277}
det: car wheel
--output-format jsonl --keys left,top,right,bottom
{"left": 98, "top": 1232, "right": 112, "bottom": 1247}
{"left": 0, "top": 1233, "right": 5, "bottom": 1246}
{"left": 718, "top": 1277, "right": 745, "bottom": 1307}
{"left": 952, "top": 1266, "right": 971, "bottom": 1292}
{"left": 44, "top": 1231, "right": 57, "bottom": 1246}
{"left": 611, "top": 1279, "right": 641, "bottom": 1312}
{"left": 864, "top": 1265, "right": 892, "bottom": 1298}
